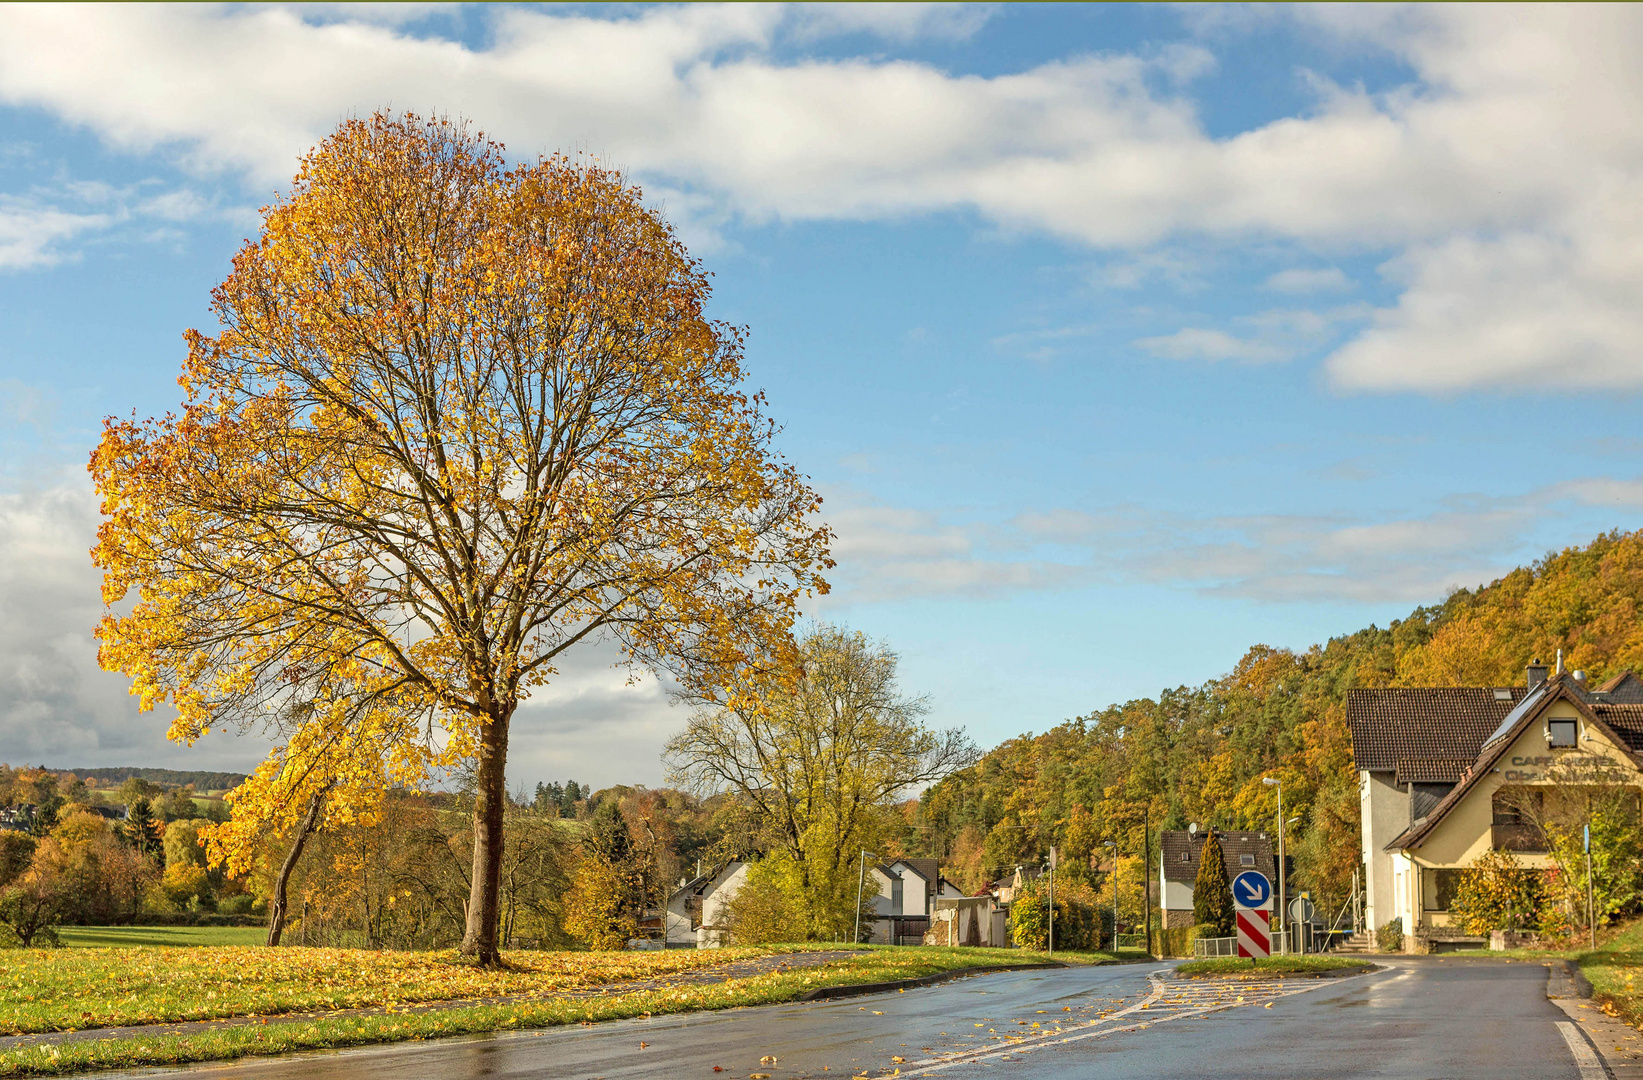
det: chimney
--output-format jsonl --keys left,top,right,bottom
{"left": 1527, "top": 659, "right": 1549, "bottom": 690}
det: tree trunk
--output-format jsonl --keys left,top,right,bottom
{"left": 461, "top": 704, "right": 513, "bottom": 966}
{"left": 266, "top": 789, "right": 326, "bottom": 948}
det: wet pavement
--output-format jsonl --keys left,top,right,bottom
{"left": 82, "top": 956, "right": 1600, "bottom": 1080}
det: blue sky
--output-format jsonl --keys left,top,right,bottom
{"left": 4, "top": 3, "right": 1643, "bottom": 791}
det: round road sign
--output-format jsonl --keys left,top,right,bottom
{"left": 1232, "top": 870, "right": 1272, "bottom": 909}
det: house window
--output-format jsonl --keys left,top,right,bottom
{"left": 1240, "top": 854, "right": 1255, "bottom": 867}
{"left": 1492, "top": 788, "right": 1546, "bottom": 852}
{"left": 1180, "top": 852, "right": 1190, "bottom": 863}
{"left": 1549, "top": 720, "right": 1577, "bottom": 747}
{"left": 1428, "top": 870, "right": 1461, "bottom": 912}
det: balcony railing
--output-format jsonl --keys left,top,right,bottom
{"left": 1491, "top": 823, "right": 1547, "bottom": 852}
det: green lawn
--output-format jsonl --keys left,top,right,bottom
{"left": 56, "top": 926, "right": 266, "bottom": 949}
{"left": 1175, "top": 955, "right": 1372, "bottom": 978}
{"left": 0, "top": 943, "right": 1119, "bottom": 1077}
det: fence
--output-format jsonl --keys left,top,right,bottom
{"left": 1192, "top": 923, "right": 1309, "bottom": 958}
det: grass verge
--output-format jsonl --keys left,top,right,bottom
{"left": 0, "top": 944, "right": 1135, "bottom": 1077}
{"left": 56, "top": 927, "right": 267, "bottom": 949}
{"left": 1175, "top": 956, "right": 1371, "bottom": 978}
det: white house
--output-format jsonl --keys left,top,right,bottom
{"left": 1158, "top": 828, "right": 1281, "bottom": 929}
{"left": 665, "top": 860, "right": 749, "bottom": 948}
{"left": 865, "top": 858, "right": 965, "bottom": 944}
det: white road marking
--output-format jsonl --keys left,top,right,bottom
{"left": 1557, "top": 1021, "right": 1609, "bottom": 1080}
{"left": 891, "top": 969, "right": 1376, "bottom": 1078}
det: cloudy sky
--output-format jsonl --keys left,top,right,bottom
{"left": 4, "top": 3, "right": 1643, "bottom": 791}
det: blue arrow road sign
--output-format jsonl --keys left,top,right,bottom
{"left": 1233, "top": 870, "right": 1272, "bottom": 908}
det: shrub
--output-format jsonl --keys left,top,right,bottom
{"left": 162, "top": 863, "right": 213, "bottom": 910}
{"left": 1449, "top": 850, "right": 1542, "bottom": 934}
{"left": 1008, "top": 877, "right": 1107, "bottom": 951}
{"left": 725, "top": 855, "right": 809, "bottom": 945}
{"left": 1376, "top": 916, "right": 1403, "bottom": 953}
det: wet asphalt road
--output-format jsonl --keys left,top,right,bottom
{"left": 95, "top": 957, "right": 1598, "bottom": 1080}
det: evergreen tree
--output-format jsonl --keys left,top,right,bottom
{"left": 589, "top": 799, "right": 633, "bottom": 864}
{"left": 1193, "top": 830, "right": 1234, "bottom": 935}
{"left": 562, "top": 780, "right": 583, "bottom": 814}
{"left": 120, "top": 798, "right": 160, "bottom": 858}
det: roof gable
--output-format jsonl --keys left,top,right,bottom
{"left": 1394, "top": 676, "right": 1643, "bottom": 850}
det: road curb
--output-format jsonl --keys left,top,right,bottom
{"left": 797, "top": 962, "right": 1068, "bottom": 1001}
{"left": 1549, "top": 960, "right": 1642, "bottom": 1079}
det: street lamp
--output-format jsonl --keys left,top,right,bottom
{"left": 854, "top": 850, "right": 879, "bottom": 945}
{"left": 1103, "top": 840, "right": 1118, "bottom": 951}
{"left": 1262, "top": 777, "right": 1286, "bottom": 952}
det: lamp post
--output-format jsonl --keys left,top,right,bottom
{"left": 1047, "top": 847, "right": 1056, "bottom": 958}
{"left": 1103, "top": 840, "right": 1118, "bottom": 951}
{"left": 1263, "top": 777, "right": 1285, "bottom": 953}
{"left": 854, "top": 850, "right": 878, "bottom": 945}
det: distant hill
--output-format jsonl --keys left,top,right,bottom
{"left": 53, "top": 767, "right": 247, "bottom": 792}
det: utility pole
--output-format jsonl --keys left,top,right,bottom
{"left": 1263, "top": 776, "right": 1286, "bottom": 953}
{"left": 1103, "top": 839, "right": 1118, "bottom": 952}
{"left": 854, "top": 849, "right": 877, "bottom": 945}
{"left": 1143, "top": 803, "right": 1152, "bottom": 957}
{"left": 1587, "top": 824, "right": 1596, "bottom": 950}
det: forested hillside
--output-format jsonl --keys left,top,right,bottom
{"left": 905, "top": 530, "right": 1643, "bottom": 918}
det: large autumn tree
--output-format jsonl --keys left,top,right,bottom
{"left": 91, "top": 113, "right": 831, "bottom": 964}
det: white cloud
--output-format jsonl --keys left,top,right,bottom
{"left": 1135, "top": 327, "right": 1287, "bottom": 363}
{"left": 0, "top": 5, "right": 1641, "bottom": 387}
{"left": 1264, "top": 266, "right": 1351, "bottom": 293}
{"left": 0, "top": 181, "right": 244, "bottom": 269}
{"left": 789, "top": 3, "right": 998, "bottom": 43}
{"left": 818, "top": 477, "right": 1643, "bottom": 607}
{"left": 0, "top": 197, "right": 109, "bottom": 269}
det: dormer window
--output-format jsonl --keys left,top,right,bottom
{"left": 1549, "top": 719, "right": 1577, "bottom": 747}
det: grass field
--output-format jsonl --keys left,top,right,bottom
{"left": 56, "top": 927, "right": 265, "bottom": 949}
{"left": 1175, "top": 955, "right": 1372, "bottom": 978}
{"left": 0, "top": 943, "right": 1143, "bottom": 1077}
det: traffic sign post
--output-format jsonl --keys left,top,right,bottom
{"left": 1233, "top": 870, "right": 1273, "bottom": 958}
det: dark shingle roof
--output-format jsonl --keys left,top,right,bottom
{"left": 1596, "top": 672, "right": 1643, "bottom": 702}
{"left": 1592, "top": 704, "right": 1643, "bottom": 752}
{"left": 1159, "top": 829, "right": 1278, "bottom": 885}
{"left": 1347, "top": 687, "right": 1526, "bottom": 772}
{"left": 1394, "top": 758, "right": 1472, "bottom": 785}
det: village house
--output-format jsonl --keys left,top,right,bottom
{"left": 1349, "top": 660, "right": 1643, "bottom": 952}
{"left": 1157, "top": 827, "right": 1282, "bottom": 929}
{"left": 865, "top": 858, "right": 967, "bottom": 944}
{"left": 663, "top": 858, "right": 966, "bottom": 947}
{"left": 664, "top": 860, "right": 748, "bottom": 947}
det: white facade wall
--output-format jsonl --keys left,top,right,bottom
{"left": 1360, "top": 769, "right": 1404, "bottom": 933}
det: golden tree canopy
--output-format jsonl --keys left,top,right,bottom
{"left": 91, "top": 111, "right": 830, "bottom": 961}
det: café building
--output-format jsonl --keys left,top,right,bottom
{"left": 1349, "top": 661, "right": 1643, "bottom": 952}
